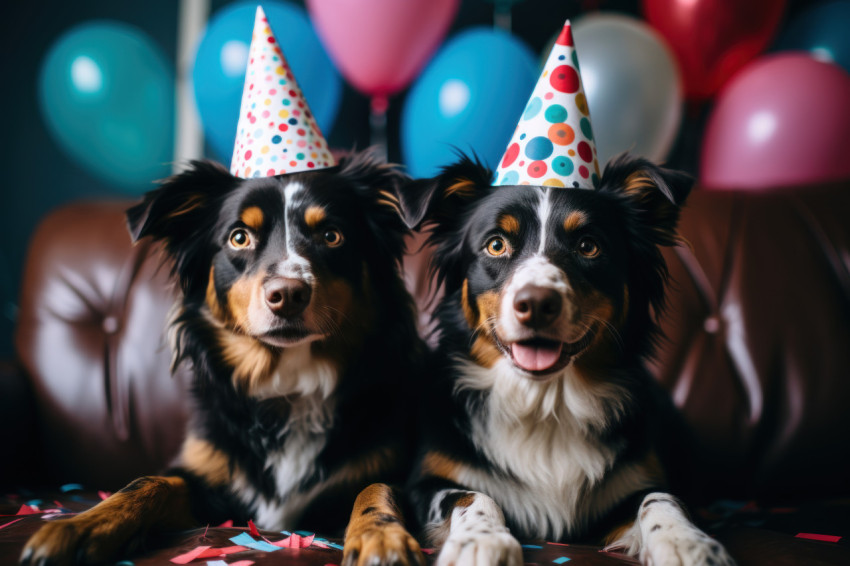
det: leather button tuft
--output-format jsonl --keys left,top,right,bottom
{"left": 703, "top": 316, "right": 720, "bottom": 334}
{"left": 102, "top": 315, "right": 120, "bottom": 335}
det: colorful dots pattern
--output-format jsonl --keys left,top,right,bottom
{"left": 495, "top": 20, "right": 599, "bottom": 190}
{"left": 230, "top": 6, "right": 335, "bottom": 178}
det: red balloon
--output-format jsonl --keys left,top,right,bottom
{"left": 307, "top": 0, "right": 458, "bottom": 97}
{"left": 642, "top": 0, "right": 786, "bottom": 101}
{"left": 700, "top": 53, "right": 850, "bottom": 190}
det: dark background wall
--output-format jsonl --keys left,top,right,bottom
{"left": 0, "top": 0, "right": 821, "bottom": 358}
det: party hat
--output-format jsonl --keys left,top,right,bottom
{"left": 230, "top": 6, "right": 335, "bottom": 178}
{"left": 494, "top": 20, "right": 600, "bottom": 189}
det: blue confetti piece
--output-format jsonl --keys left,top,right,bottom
{"left": 295, "top": 530, "right": 314, "bottom": 537}
{"left": 281, "top": 530, "right": 292, "bottom": 536}
{"left": 553, "top": 557, "right": 571, "bottom": 564}
{"left": 325, "top": 541, "right": 344, "bottom": 550}
{"left": 60, "top": 483, "right": 84, "bottom": 493}
{"left": 25, "top": 499, "right": 42, "bottom": 507}
{"left": 229, "top": 532, "right": 280, "bottom": 552}
{"left": 115, "top": 562, "right": 134, "bottom": 566}
{"left": 522, "top": 545, "right": 543, "bottom": 549}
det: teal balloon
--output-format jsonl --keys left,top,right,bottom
{"left": 193, "top": 1, "right": 342, "bottom": 162}
{"left": 402, "top": 28, "right": 537, "bottom": 178}
{"left": 38, "top": 22, "right": 174, "bottom": 192}
{"left": 774, "top": 1, "right": 850, "bottom": 73}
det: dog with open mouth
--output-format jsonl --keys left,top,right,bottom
{"left": 397, "top": 20, "right": 736, "bottom": 566}
{"left": 20, "top": 7, "right": 423, "bottom": 566}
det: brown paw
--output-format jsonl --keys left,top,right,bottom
{"left": 20, "top": 514, "right": 141, "bottom": 566}
{"left": 343, "top": 524, "right": 425, "bottom": 566}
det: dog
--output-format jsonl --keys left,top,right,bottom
{"left": 20, "top": 153, "right": 424, "bottom": 566}
{"left": 397, "top": 154, "right": 736, "bottom": 566}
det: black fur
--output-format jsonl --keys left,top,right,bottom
{"left": 127, "top": 152, "right": 424, "bottom": 533}
{"left": 398, "top": 153, "right": 697, "bottom": 543}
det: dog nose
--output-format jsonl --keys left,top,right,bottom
{"left": 513, "top": 285, "right": 562, "bottom": 328}
{"left": 264, "top": 277, "right": 312, "bottom": 317}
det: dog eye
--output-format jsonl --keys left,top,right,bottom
{"left": 485, "top": 236, "right": 511, "bottom": 257}
{"left": 577, "top": 237, "right": 600, "bottom": 258}
{"left": 323, "top": 229, "right": 344, "bottom": 248}
{"left": 229, "top": 229, "right": 252, "bottom": 250}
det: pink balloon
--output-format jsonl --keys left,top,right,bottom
{"left": 307, "top": 0, "right": 458, "bottom": 97}
{"left": 701, "top": 53, "right": 850, "bottom": 190}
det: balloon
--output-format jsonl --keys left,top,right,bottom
{"left": 307, "top": 0, "right": 458, "bottom": 97}
{"left": 643, "top": 0, "right": 786, "bottom": 101}
{"left": 38, "top": 22, "right": 173, "bottom": 192}
{"left": 774, "top": 1, "right": 850, "bottom": 74}
{"left": 401, "top": 28, "right": 537, "bottom": 178}
{"left": 193, "top": 1, "right": 342, "bottom": 162}
{"left": 571, "top": 14, "right": 682, "bottom": 168}
{"left": 700, "top": 53, "right": 850, "bottom": 190}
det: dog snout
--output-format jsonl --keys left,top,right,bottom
{"left": 264, "top": 277, "right": 312, "bottom": 317}
{"left": 513, "top": 284, "right": 562, "bottom": 329}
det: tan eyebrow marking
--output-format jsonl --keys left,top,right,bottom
{"left": 497, "top": 214, "right": 520, "bottom": 235}
{"left": 240, "top": 206, "right": 264, "bottom": 231}
{"left": 446, "top": 178, "right": 475, "bottom": 197}
{"left": 304, "top": 205, "right": 327, "bottom": 229}
{"left": 563, "top": 210, "right": 587, "bottom": 232}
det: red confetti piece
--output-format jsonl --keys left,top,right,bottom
{"left": 796, "top": 533, "right": 842, "bottom": 543}
{"left": 197, "top": 545, "right": 249, "bottom": 558}
{"left": 98, "top": 491, "right": 112, "bottom": 500}
{"left": 248, "top": 519, "right": 260, "bottom": 537}
{"left": 169, "top": 545, "right": 211, "bottom": 564}
{"left": 16, "top": 504, "right": 39, "bottom": 515}
{"left": 547, "top": 542, "right": 570, "bottom": 546}
{"left": 229, "top": 561, "right": 255, "bottom": 566}
{"left": 217, "top": 519, "right": 234, "bottom": 528}
{"left": 0, "top": 518, "right": 24, "bottom": 530}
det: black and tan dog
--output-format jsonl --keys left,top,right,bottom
{"left": 398, "top": 154, "right": 736, "bottom": 566}
{"left": 20, "top": 153, "right": 423, "bottom": 566}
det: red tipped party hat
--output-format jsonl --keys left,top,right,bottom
{"left": 230, "top": 6, "right": 335, "bottom": 178}
{"left": 494, "top": 20, "right": 600, "bottom": 189}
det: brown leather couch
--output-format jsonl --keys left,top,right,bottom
{"left": 2, "top": 182, "right": 849, "bottom": 565}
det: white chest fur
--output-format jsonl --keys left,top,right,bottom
{"left": 232, "top": 344, "right": 339, "bottom": 530}
{"left": 454, "top": 358, "right": 652, "bottom": 539}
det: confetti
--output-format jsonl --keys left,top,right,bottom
{"left": 197, "top": 545, "right": 249, "bottom": 559}
{"left": 523, "top": 544, "right": 543, "bottom": 549}
{"left": 217, "top": 519, "right": 233, "bottom": 528}
{"left": 16, "top": 504, "right": 40, "bottom": 515}
{"left": 229, "top": 562, "right": 255, "bottom": 566}
{"left": 553, "top": 557, "right": 571, "bottom": 564}
{"left": 0, "top": 518, "right": 24, "bottom": 530}
{"left": 229, "top": 532, "right": 280, "bottom": 552}
{"left": 795, "top": 533, "right": 842, "bottom": 543}
{"left": 98, "top": 491, "right": 112, "bottom": 501}
{"left": 248, "top": 519, "right": 260, "bottom": 537}
{"left": 170, "top": 545, "right": 212, "bottom": 564}
{"left": 60, "top": 483, "right": 84, "bottom": 492}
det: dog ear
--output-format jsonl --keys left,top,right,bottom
{"left": 127, "top": 160, "right": 237, "bottom": 243}
{"left": 597, "top": 154, "right": 694, "bottom": 247}
{"left": 126, "top": 160, "right": 238, "bottom": 296}
{"left": 395, "top": 153, "right": 494, "bottom": 231}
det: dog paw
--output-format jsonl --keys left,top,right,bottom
{"left": 342, "top": 524, "right": 424, "bottom": 566}
{"left": 641, "top": 527, "right": 735, "bottom": 566}
{"left": 20, "top": 515, "right": 139, "bottom": 566}
{"left": 436, "top": 531, "right": 523, "bottom": 566}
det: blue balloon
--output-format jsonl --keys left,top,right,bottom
{"left": 402, "top": 28, "right": 537, "bottom": 178}
{"left": 194, "top": 1, "right": 342, "bottom": 162}
{"left": 38, "top": 22, "right": 174, "bottom": 192}
{"left": 774, "top": 1, "right": 850, "bottom": 73}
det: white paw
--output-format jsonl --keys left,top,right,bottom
{"left": 641, "top": 526, "right": 735, "bottom": 566}
{"left": 436, "top": 531, "right": 523, "bottom": 566}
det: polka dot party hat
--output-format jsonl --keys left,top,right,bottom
{"left": 494, "top": 20, "right": 600, "bottom": 189}
{"left": 230, "top": 6, "right": 335, "bottom": 178}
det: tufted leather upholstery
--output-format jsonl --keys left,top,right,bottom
{"left": 6, "top": 183, "right": 850, "bottom": 502}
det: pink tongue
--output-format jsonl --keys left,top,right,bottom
{"left": 510, "top": 342, "right": 563, "bottom": 372}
